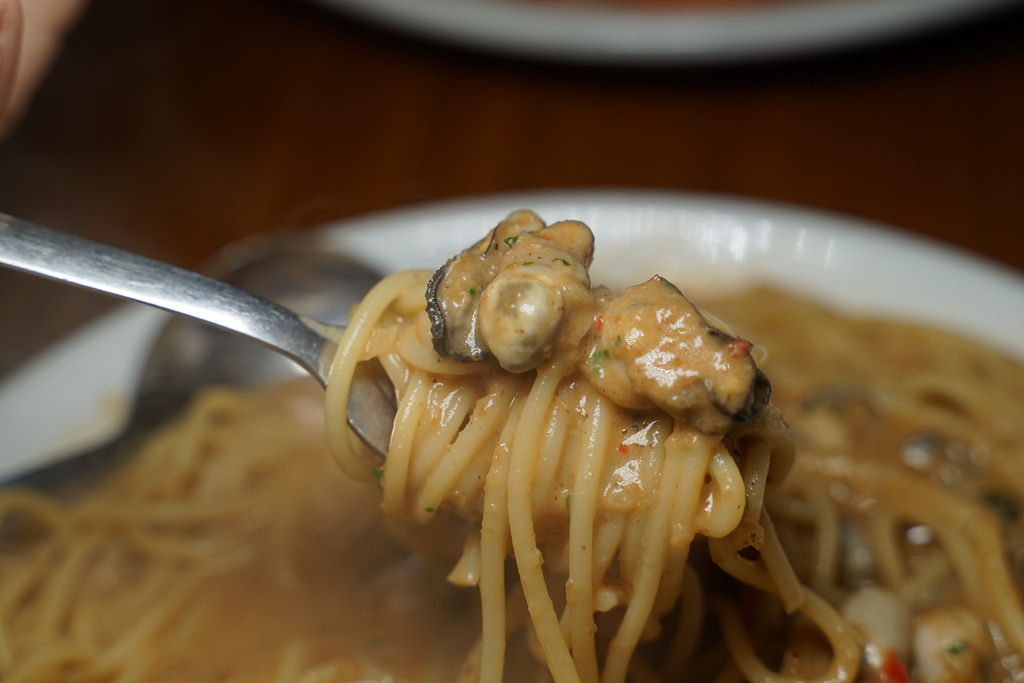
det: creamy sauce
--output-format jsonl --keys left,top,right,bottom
{"left": 153, "top": 446, "right": 477, "bottom": 682}
{"left": 427, "top": 209, "right": 594, "bottom": 371}
{"left": 709, "top": 288, "right": 1024, "bottom": 682}
{"left": 587, "top": 276, "right": 765, "bottom": 433}
{"left": 4, "top": 285, "right": 1023, "bottom": 681}
{"left": 428, "top": 210, "right": 765, "bottom": 434}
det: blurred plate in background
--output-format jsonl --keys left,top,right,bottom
{"left": 307, "top": 0, "right": 1022, "bottom": 64}
{"left": 1, "top": 190, "right": 1022, "bottom": 481}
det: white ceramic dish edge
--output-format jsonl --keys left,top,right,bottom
{"left": 0, "top": 190, "right": 1020, "bottom": 482}
{"left": 308, "top": 0, "right": 1023, "bottom": 64}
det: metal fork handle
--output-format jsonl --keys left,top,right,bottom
{"left": 0, "top": 214, "right": 339, "bottom": 385}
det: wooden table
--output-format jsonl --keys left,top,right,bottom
{"left": 1, "top": 0, "right": 1022, "bottom": 379}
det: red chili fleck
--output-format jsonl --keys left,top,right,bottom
{"left": 879, "top": 650, "right": 911, "bottom": 683}
{"left": 726, "top": 339, "right": 751, "bottom": 358}
{"left": 595, "top": 315, "right": 605, "bottom": 332}
{"left": 617, "top": 442, "right": 629, "bottom": 454}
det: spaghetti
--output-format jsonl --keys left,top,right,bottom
{"left": 1, "top": 211, "right": 1022, "bottom": 682}
{"left": 323, "top": 211, "right": 846, "bottom": 683}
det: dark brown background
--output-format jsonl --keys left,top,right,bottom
{"left": 1, "top": 0, "right": 1022, "bottom": 380}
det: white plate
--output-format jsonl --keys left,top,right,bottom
{"left": 1, "top": 190, "right": 1022, "bottom": 481}
{"left": 309, "top": 0, "right": 1021, "bottom": 64}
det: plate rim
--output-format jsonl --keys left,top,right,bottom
{"left": 308, "top": 0, "right": 1022, "bottom": 64}
{"left": 1, "top": 189, "right": 1021, "bottom": 482}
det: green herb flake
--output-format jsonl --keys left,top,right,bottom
{"left": 946, "top": 640, "right": 969, "bottom": 656}
{"left": 554, "top": 257, "right": 570, "bottom": 266}
{"left": 655, "top": 275, "right": 681, "bottom": 294}
{"left": 615, "top": 335, "right": 623, "bottom": 347}
{"left": 503, "top": 235, "right": 518, "bottom": 247}
{"left": 522, "top": 261, "right": 535, "bottom": 266}
{"left": 564, "top": 492, "right": 573, "bottom": 512}
{"left": 467, "top": 285, "right": 479, "bottom": 296}
{"left": 425, "top": 506, "right": 436, "bottom": 513}
{"left": 590, "top": 348, "right": 611, "bottom": 372}
{"left": 371, "top": 466, "right": 384, "bottom": 487}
